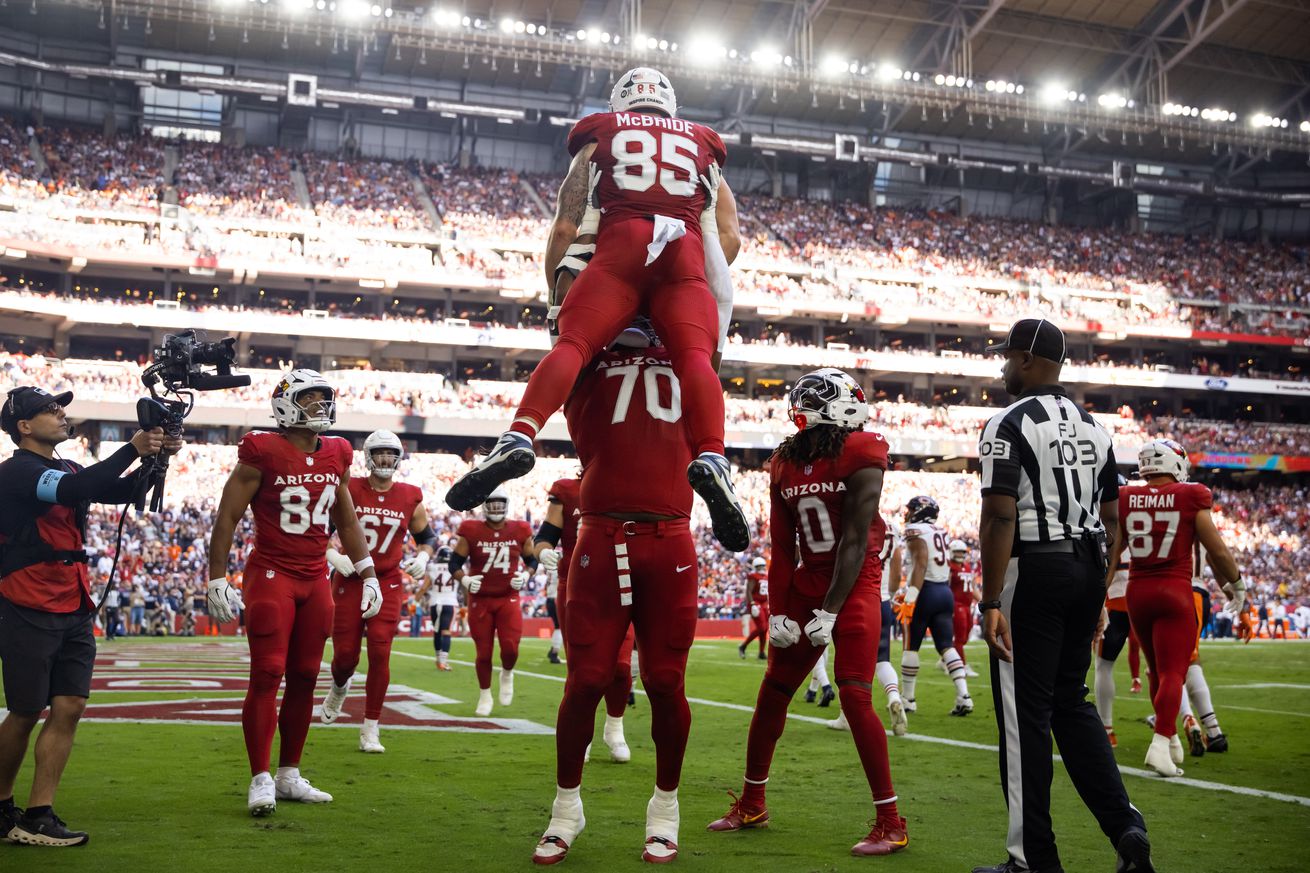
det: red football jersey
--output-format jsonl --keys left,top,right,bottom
{"left": 564, "top": 345, "right": 694, "bottom": 518}
{"left": 568, "top": 111, "right": 727, "bottom": 233}
{"left": 345, "top": 477, "right": 423, "bottom": 578}
{"left": 237, "top": 431, "right": 352, "bottom": 578}
{"left": 949, "top": 560, "right": 975, "bottom": 602}
{"left": 548, "top": 477, "right": 583, "bottom": 585}
{"left": 768, "top": 431, "right": 890, "bottom": 598}
{"left": 456, "top": 518, "right": 533, "bottom": 597}
{"left": 747, "top": 571, "right": 769, "bottom": 604}
{"left": 1119, "top": 481, "right": 1212, "bottom": 583}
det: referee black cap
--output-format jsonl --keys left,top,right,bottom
{"left": 2, "top": 386, "right": 73, "bottom": 438}
{"left": 990, "top": 318, "right": 1066, "bottom": 362}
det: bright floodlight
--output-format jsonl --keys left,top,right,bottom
{"left": 1040, "top": 83, "right": 1067, "bottom": 104}
{"left": 822, "top": 55, "right": 848, "bottom": 76}
{"left": 686, "top": 36, "right": 725, "bottom": 65}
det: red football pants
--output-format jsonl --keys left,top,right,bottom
{"left": 241, "top": 556, "right": 333, "bottom": 775}
{"left": 556, "top": 519, "right": 697, "bottom": 791}
{"left": 557, "top": 567, "right": 635, "bottom": 719}
{"left": 468, "top": 593, "right": 523, "bottom": 689}
{"left": 1126, "top": 576, "right": 1197, "bottom": 739}
{"left": 953, "top": 598, "right": 973, "bottom": 664}
{"left": 330, "top": 572, "right": 405, "bottom": 721}
{"left": 743, "top": 603, "right": 770, "bottom": 652}
{"left": 742, "top": 571, "right": 896, "bottom": 807}
{"left": 512, "top": 218, "right": 724, "bottom": 456}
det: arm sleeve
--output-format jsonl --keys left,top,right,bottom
{"left": 49, "top": 444, "right": 142, "bottom": 505}
{"left": 979, "top": 414, "right": 1022, "bottom": 498}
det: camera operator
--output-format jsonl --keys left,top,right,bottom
{"left": 0, "top": 386, "right": 181, "bottom": 847}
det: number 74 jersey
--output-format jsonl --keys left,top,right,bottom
{"left": 347, "top": 477, "right": 424, "bottom": 578}
{"left": 1118, "top": 481, "right": 1212, "bottom": 582}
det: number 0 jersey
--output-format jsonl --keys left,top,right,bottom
{"left": 1119, "top": 481, "right": 1212, "bottom": 584}
{"left": 768, "top": 431, "right": 890, "bottom": 598}
{"left": 904, "top": 522, "right": 951, "bottom": 583}
{"left": 345, "top": 477, "right": 423, "bottom": 578}
{"left": 568, "top": 111, "right": 727, "bottom": 233}
{"left": 564, "top": 345, "right": 694, "bottom": 519}
{"left": 456, "top": 518, "right": 533, "bottom": 598}
{"left": 237, "top": 430, "right": 352, "bottom": 579}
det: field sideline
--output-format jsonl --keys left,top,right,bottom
{"left": 2, "top": 636, "right": 1307, "bottom": 872}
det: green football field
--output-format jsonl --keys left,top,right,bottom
{"left": 2, "top": 634, "right": 1308, "bottom": 872}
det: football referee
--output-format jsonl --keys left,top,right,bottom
{"left": 972, "top": 319, "right": 1153, "bottom": 873}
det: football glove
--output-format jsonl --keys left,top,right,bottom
{"left": 538, "top": 548, "right": 560, "bottom": 571}
{"left": 361, "top": 576, "right": 383, "bottom": 620}
{"left": 401, "top": 552, "right": 430, "bottom": 581}
{"left": 699, "top": 161, "right": 723, "bottom": 215}
{"left": 326, "top": 547, "right": 355, "bottom": 577}
{"left": 804, "top": 608, "right": 837, "bottom": 647}
{"left": 1222, "top": 577, "right": 1247, "bottom": 615}
{"left": 750, "top": 603, "right": 760, "bottom": 619}
{"left": 768, "top": 614, "right": 802, "bottom": 648}
{"left": 510, "top": 571, "right": 527, "bottom": 591}
{"left": 462, "top": 573, "right": 483, "bottom": 594}
{"left": 207, "top": 577, "right": 243, "bottom": 624}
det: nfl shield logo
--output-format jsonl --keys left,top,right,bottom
{"left": 804, "top": 464, "right": 813, "bottom": 475}
{"left": 581, "top": 555, "right": 590, "bottom": 568}
{"left": 306, "top": 457, "right": 314, "bottom": 466}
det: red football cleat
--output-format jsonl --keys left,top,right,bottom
{"left": 1106, "top": 726, "right": 1118, "bottom": 748}
{"left": 642, "top": 836, "right": 678, "bottom": 864}
{"left": 1130, "top": 678, "right": 1142, "bottom": 694}
{"left": 706, "top": 791, "right": 769, "bottom": 832}
{"left": 851, "top": 816, "right": 909, "bottom": 856}
{"left": 532, "top": 835, "right": 572, "bottom": 865}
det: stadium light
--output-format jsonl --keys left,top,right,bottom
{"left": 1097, "top": 92, "right": 1128, "bottom": 109}
{"left": 339, "top": 0, "right": 368, "bottom": 18}
{"left": 821, "top": 56, "right": 847, "bottom": 76}
{"left": 498, "top": 17, "right": 513, "bottom": 32}
{"left": 1039, "top": 82, "right": 1066, "bottom": 105}
{"left": 751, "top": 46, "right": 782, "bottom": 67}
{"left": 1301, "top": 120, "right": 1310, "bottom": 133}
{"left": 878, "top": 63, "right": 900, "bottom": 82}
{"left": 686, "top": 36, "right": 725, "bottom": 65}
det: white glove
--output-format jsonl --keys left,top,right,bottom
{"left": 510, "top": 571, "right": 527, "bottom": 591}
{"left": 361, "top": 576, "right": 383, "bottom": 619}
{"left": 804, "top": 608, "right": 838, "bottom": 647}
{"left": 904, "top": 586, "right": 920, "bottom": 605}
{"left": 1223, "top": 578, "right": 1247, "bottom": 615}
{"left": 768, "top": 614, "right": 802, "bottom": 648}
{"left": 401, "top": 551, "right": 430, "bottom": 581}
{"left": 750, "top": 603, "right": 760, "bottom": 618}
{"left": 207, "top": 577, "right": 243, "bottom": 625}
{"left": 462, "top": 574, "right": 483, "bottom": 594}
{"left": 538, "top": 548, "right": 560, "bottom": 571}
{"left": 326, "top": 547, "right": 355, "bottom": 577}
{"left": 699, "top": 161, "right": 722, "bottom": 215}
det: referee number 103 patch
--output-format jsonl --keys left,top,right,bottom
{"left": 979, "top": 439, "right": 1011, "bottom": 460}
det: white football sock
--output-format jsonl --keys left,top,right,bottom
{"left": 551, "top": 629, "right": 563, "bottom": 652}
{"left": 811, "top": 655, "right": 830, "bottom": 690}
{"left": 875, "top": 661, "right": 900, "bottom": 700}
{"left": 1186, "top": 663, "right": 1222, "bottom": 735}
{"left": 646, "top": 787, "right": 679, "bottom": 840}
{"left": 438, "top": 650, "right": 448, "bottom": 666}
{"left": 631, "top": 649, "right": 640, "bottom": 680}
{"left": 1095, "top": 658, "right": 1116, "bottom": 727}
{"left": 363, "top": 717, "right": 379, "bottom": 731}
{"left": 941, "top": 647, "right": 970, "bottom": 697}
{"left": 275, "top": 766, "right": 299, "bottom": 781}
{"left": 901, "top": 650, "right": 920, "bottom": 702}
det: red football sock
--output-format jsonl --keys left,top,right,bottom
{"left": 741, "top": 681, "right": 793, "bottom": 808}
{"left": 363, "top": 634, "right": 393, "bottom": 721}
{"left": 837, "top": 683, "right": 898, "bottom": 816}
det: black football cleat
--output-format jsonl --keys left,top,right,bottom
{"left": 1206, "top": 733, "right": 1229, "bottom": 753}
{"left": 972, "top": 861, "right": 1064, "bottom": 873}
{"left": 628, "top": 690, "right": 637, "bottom": 707}
{"left": 804, "top": 689, "right": 818, "bottom": 704}
{"left": 10, "top": 808, "right": 89, "bottom": 847}
{"left": 1115, "top": 827, "right": 1155, "bottom": 873}
{"left": 686, "top": 452, "right": 751, "bottom": 552}
{"left": 818, "top": 686, "right": 836, "bottom": 708}
{"left": 445, "top": 431, "right": 535, "bottom": 511}
{"left": 757, "top": 650, "right": 767, "bottom": 660}
{"left": 547, "top": 649, "right": 562, "bottom": 665}
{"left": 1, "top": 799, "right": 22, "bottom": 843}
{"left": 737, "top": 644, "right": 747, "bottom": 659}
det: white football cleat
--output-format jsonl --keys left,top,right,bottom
{"left": 1145, "top": 734, "right": 1183, "bottom": 778}
{"left": 320, "top": 678, "right": 351, "bottom": 725}
{"left": 475, "top": 688, "right": 494, "bottom": 717}
{"left": 584, "top": 742, "right": 591, "bottom": 764}
{"left": 902, "top": 697, "right": 917, "bottom": 715}
{"left": 500, "top": 669, "right": 515, "bottom": 707}
{"left": 643, "top": 790, "right": 680, "bottom": 864}
{"left": 950, "top": 695, "right": 974, "bottom": 717}
{"left": 963, "top": 665, "right": 980, "bottom": 678}
{"left": 533, "top": 791, "right": 585, "bottom": 866}
{"left": 248, "top": 772, "right": 276, "bottom": 817}
{"left": 828, "top": 710, "right": 850, "bottom": 731}
{"left": 1169, "top": 733, "right": 1185, "bottom": 765}
{"left": 888, "top": 695, "right": 908, "bottom": 736}
{"left": 360, "top": 721, "right": 385, "bottom": 754}
{"left": 274, "top": 772, "right": 333, "bottom": 804}
{"left": 603, "top": 715, "right": 631, "bottom": 763}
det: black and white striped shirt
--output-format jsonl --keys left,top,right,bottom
{"left": 978, "top": 385, "right": 1119, "bottom": 543}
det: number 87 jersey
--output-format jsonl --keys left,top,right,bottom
{"left": 237, "top": 430, "right": 354, "bottom": 578}
{"left": 1118, "top": 480, "right": 1212, "bottom": 582}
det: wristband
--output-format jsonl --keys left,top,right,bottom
{"left": 414, "top": 525, "right": 438, "bottom": 547}
{"left": 353, "top": 556, "right": 376, "bottom": 574}
{"left": 980, "top": 600, "right": 1003, "bottom": 612}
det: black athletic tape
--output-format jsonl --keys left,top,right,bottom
{"left": 414, "top": 525, "right": 438, "bottom": 547}
{"left": 534, "top": 522, "right": 563, "bottom": 548}
{"left": 448, "top": 552, "right": 467, "bottom": 574}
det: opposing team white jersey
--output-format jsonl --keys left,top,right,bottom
{"left": 1107, "top": 548, "right": 1130, "bottom": 600}
{"left": 546, "top": 567, "right": 559, "bottom": 600}
{"left": 904, "top": 521, "right": 951, "bottom": 584}
{"left": 426, "top": 561, "right": 458, "bottom": 607}
{"left": 879, "top": 522, "right": 901, "bottom": 603}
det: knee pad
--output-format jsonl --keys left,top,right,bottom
{"left": 837, "top": 683, "right": 873, "bottom": 710}
{"left": 641, "top": 665, "right": 685, "bottom": 699}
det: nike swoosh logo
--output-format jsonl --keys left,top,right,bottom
{"left": 676, "top": 565, "right": 693, "bottom": 573}
{"left": 388, "top": 584, "right": 400, "bottom": 589}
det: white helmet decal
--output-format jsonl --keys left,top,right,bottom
{"left": 364, "top": 430, "right": 403, "bottom": 479}
{"left": 271, "top": 369, "right": 336, "bottom": 433}
{"left": 610, "top": 67, "right": 678, "bottom": 117}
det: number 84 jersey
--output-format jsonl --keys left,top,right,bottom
{"left": 1118, "top": 481, "right": 1212, "bottom": 583}
{"left": 237, "top": 430, "right": 353, "bottom": 579}
{"left": 347, "top": 477, "right": 423, "bottom": 578}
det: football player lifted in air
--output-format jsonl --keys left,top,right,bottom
{"left": 708, "top": 368, "right": 908, "bottom": 858}
{"left": 738, "top": 556, "right": 770, "bottom": 660}
{"left": 896, "top": 495, "right": 974, "bottom": 716}
{"left": 450, "top": 487, "right": 535, "bottom": 717}
{"left": 208, "top": 370, "right": 382, "bottom": 816}
{"left": 1110, "top": 439, "right": 1243, "bottom": 777}
{"left": 444, "top": 67, "right": 753, "bottom": 555}
{"left": 532, "top": 318, "right": 699, "bottom": 866}
{"left": 319, "top": 430, "right": 437, "bottom": 754}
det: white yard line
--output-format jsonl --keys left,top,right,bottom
{"left": 389, "top": 651, "right": 1310, "bottom": 808}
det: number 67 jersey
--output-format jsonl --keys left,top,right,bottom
{"left": 346, "top": 477, "right": 424, "bottom": 579}
{"left": 237, "top": 430, "right": 354, "bottom": 579}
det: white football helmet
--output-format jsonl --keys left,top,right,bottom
{"left": 364, "top": 430, "right": 403, "bottom": 479}
{"left": 483, "top": 487, "right": 509, "bottom": 523}
{"left": 787, "top": 368, "right": 868, "bottom": 431}
{"left": 610, "top": 67, "right": 677, "bottom": 117}
{"left": 949, "top": 539, "right": 969, "bottom": 561}
{"left": 751, "top": 556, "right": 767, "bottom": 571}
{"left": 1138, "top": 438, "right": 1190, "bottom": 482}
{"left": 271, "top": 369, "right": 336, "bottom": 433}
